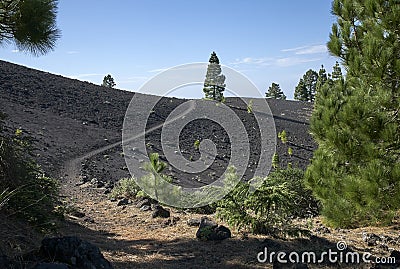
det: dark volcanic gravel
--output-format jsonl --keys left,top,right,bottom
{"left": 0, "top": 60, "right": 316, "bottom": 188}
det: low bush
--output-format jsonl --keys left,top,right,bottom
{"left": 0, "top": 114, "right": 59, "bottom": 231}
{"left": 109, "top": 177, "right": 141, "bottom": 199}
{"left": 216, "top": 167, "right": 318, "bottom": 237}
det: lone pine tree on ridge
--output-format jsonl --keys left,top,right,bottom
{"left": 203, "top": 52, "right": 226, "bottom": 102}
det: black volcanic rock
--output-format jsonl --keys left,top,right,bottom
{"left": 0, "top": 60, "right": 316, "bottom": 187}
{"left": 39, "top": 236, "right": 113, "bottom": 269}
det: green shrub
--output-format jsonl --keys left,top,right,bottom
{"left": 272, "top": 153, "right": 280, "bottom": 169}
{"left": 216, "top": 167, "right": 318, "bottom": 236}
{"left": 0, "top": 115, "right": 59, "bottom": 231}
{"left": 278, "top": 130, "right": 288, "bottom": 144}
{"left": 109, "top": 177, "right": 141, "bottom": 199}
{"left": 110, "top": 154, "right": 175, "bottom": 202}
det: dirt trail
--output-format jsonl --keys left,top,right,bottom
{"left": 61, "top": 100, "right": 197, "bottom": 181}
{"left": 56, "top": 99, "right": 282, "bottom": 269}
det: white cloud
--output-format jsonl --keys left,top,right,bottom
{"left": 67, "top": 51, "right": 79, "bottom": 54}
{"left": 230, "top": 57, "right": 272, "bottom": 66}
{"left": 281, "top": 44, "right": 327, "bottom": 55}
{"left": 230, "top": 55, "right": 321, "bottom": 68}
{"left": 275, "top": 57, "right": 322, "bottom": 67}
{"left": 11, "top": 49, "right": 19, "bottom": 53}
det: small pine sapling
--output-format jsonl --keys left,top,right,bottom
{"left": 247, "top": 100, "right": 253, "bottom": 114}
{"left": 278, "top": 130, "right": 288, "bottom": 144}
{"left": 194, "top": 139, "right": 200, "bottom": 150}
{"left": 272, "top": 153, "right": 280, "bottom": 169}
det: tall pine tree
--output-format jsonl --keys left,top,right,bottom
{"left": 331, "top": 61, "right": 343, "bottom": 81}
{"left": 306, "top": 0, "right": 400, "bottom": 228}
{"left": 316, "top": 65, "right": 328, "bottom": 92}
{"left": 294, "top": 69, "right": 318, "bottom": 102}
{"left": 203, "top": 52, "right": 226, "bottom": 101}
{"left": 265, "top": 82, "right": 286, "bottom": 100}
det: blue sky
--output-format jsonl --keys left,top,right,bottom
{"left": 0, "top": 0, "right": 339, "bottom": 99}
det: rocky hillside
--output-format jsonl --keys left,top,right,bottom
{"left": 0, "top": 60, "right": 316, "bottom": 188}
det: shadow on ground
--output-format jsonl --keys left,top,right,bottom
{"left": 57, "top": 219, "right": 380, "bottom": 269}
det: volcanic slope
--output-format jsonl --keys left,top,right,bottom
{"left": 0, "top": 60, "right": 315, "bottom": 188}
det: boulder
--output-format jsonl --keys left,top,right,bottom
{"left": 39, "top": 236, "right": 113, "bottom": 269}
{"left": 187, "top": 218, "right": 201, "bottom": 227}
{"left": 116, "top": 198, "right": 130, "bottom": 206}
{"left": 136, "top": 198, "right": 151, "bottom": 208}
{"left": 196, "top": 216, "right": 231, "bottom": 241}
{"left": 151, "top": 204, "right": 170, "bottom": 218}
{"left": 140, "top": 205, "right": 151, "bottom": 211}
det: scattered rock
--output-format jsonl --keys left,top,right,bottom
{"left": 90, "top": 178, "right": 105, "bottom": 188}
{"left": 151, "top": 204, "right": 170, "bottom": 218}
{"left": 140, "top": 205, "right": 151, "bottom": 211}
{"left": 187, "top": 218, "right": 201, "bottom": 227}
{"left": 103, "top": 189, "right": 111, "bottom": 195}
{"left": 164, "top": 216, "right": 180, "bottom": 226}
{"left": 136, "top": 198, "right": 151, "bottom": 208}
{"left": 39, "top": 236, "right": 113, "bottom": 269}
{"left": 196, "top": 216, "right": 231, "bottom": 241}
{"left": 117, "top": 198, "right": 130, "bottom": 206}
{"left": 362, "top": 233, "right": 380, "bottom": 246}
{"left": 75, "top": 181, "right": 85, "bottom": 187}
{"left": 314, "top": 225, "right": 330, "bottom": 234}
{"left": 70, "top": 210, "right": 85, "bottom": 218}
{"left": 83, "top": 217, "right": 95, "bottom": 223}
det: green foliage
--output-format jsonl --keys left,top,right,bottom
{"left": 144, "top": 152, "right": 167, "bottom": 174}
{"left": 247, "top": 100, "right": 253, "bottom": 114}
{"left": 272, "top": 153, "right": 280, "bottom": 169}
{"left": 203, "top": 51, "right": 226, "bottom": 102}
{"left": 278, "top": 130, "right": 288, "bottom": 144}
{"left": 294, "top": 69, "right": 319, "bottom": 102}
{"left": 316, "top": 65, "right": 328, "bottom": 95}
{"left": 102, "top": 74, "right": 116, "bottom": 88}
{"left": 216, "top": 168, "right": 317, "bottom": 236}
{"left": 265, "top": 82, "right": 286, "bottom": 100}
{"left": 331, "top": 61, "right": 343, "bottom": 81}
{"left": 198, "top": 225, "right": 214, "bottom": 240}
{"left": 140, "top": 153, "right": 176, "bottom": 202}
{"left": 288, "top": 147, "right": 293, "bottom": 156}
{"left": 15, "top": 128, "right": 23, "bottom": 136}
{"left": 193, "top": 139, "right": 200, "bottom": 150}
{"left": 111, "top": 154, "right": 174, "bottom": 202}
{"left": 0, "top": 119, "right": 59, "bottom": 230}
{"left": 0, "top": 0, "right": 61, "bottom": 56}
{"left": 110, "top": 177, "right": 141, "bottom": 199}
{"left": 306, "top": 0, "right": 400, "bottom": 228}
